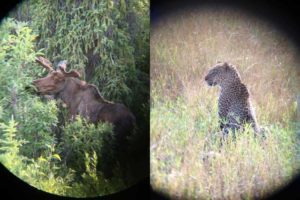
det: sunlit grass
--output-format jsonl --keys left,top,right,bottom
{"left": 151, "top": 7, "right": 300, "bottom": 200}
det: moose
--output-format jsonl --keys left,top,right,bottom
{"left": 33, "top": 56, "right": 136, "bottom": 178}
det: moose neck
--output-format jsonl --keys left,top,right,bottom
{"left": 56, "top": 78, "right": 81, "bottom": 109}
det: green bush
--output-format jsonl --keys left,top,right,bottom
{"left": 0, "top": 18, "right": 43, "bottom": 118}
{"left": 68, "top": 151, "right": 125, "bottom": 197}
{"left": 60, "top": 116, "right": 114, "bottom": 175}
{"left": 0, "top": 118, "right": 25, "bottom": 162}
{"left": 17, "top": 99, "right": 58, "bottom": 158}
{"left": 0, "top": 118, "right": 73, "bottom": 195}
{"left": 0, "top": 117, "right": 125, "bottom": 197}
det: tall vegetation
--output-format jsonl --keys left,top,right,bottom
{"left": 0, "top": 0, "right": 149, "bottom": 197}
{"left": 151, "top": 8, "right": 300, "bottom": 200}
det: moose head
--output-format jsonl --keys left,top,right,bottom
{"left": 33, "top": 57, "right": 81, "bottom": 95}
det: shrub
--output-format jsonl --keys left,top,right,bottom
{"left": 68, "top": 151, "right": 125, "bottom": 197}
{"left": 60, "top": 116, "right": 114, "bottom": 176}
{"left": 17, "top": 99, "right": 58, "bottom": 158}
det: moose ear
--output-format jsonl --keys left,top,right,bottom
{"left": 67, "top": 70, "right": 81, "bottom": 78}
{"left": 59, "top": 66, "right": 81, "bottom": 78}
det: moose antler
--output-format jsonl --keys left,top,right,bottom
{"left": 35, "top": 56, "right": 54, "bottom": 71}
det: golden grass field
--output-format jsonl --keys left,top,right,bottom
{"left": 150, "top": 7, "right": 300, "bottom": 200}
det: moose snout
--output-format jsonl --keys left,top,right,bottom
{"left": 30, "top": 79, "right": 43, "bottom": 94}
{"left": 33, "top": 79, "right": 41, "bottom": 86}
{"left": 32, "top": 79, "right": 43, "bottom": 90}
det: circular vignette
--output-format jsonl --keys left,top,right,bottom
{"left": 0, "top": 0, "right": 150, "bottom": 199}
{"left": 151, "top": 1, "right": 300, "bottom": 200}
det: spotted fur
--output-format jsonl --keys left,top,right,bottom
{"left": 205, "top": 62, "right": 260, "bottom": 134}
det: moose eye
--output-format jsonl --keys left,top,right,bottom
{"left": 53, "top": 74, "right": 64, "bottom": 81}
{"left": 51, "top": 71, "right": 58, "bottom": 76}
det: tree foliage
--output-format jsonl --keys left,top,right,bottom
{"left": 21, "top": 0, "right": 149, "bottom": 106}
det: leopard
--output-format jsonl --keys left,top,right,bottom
{"left": 204, "top": 61, "right": 260, "bottom": 136}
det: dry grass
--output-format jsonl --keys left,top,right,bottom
{"left": 150, "top": 7, "right": 300, "bottom": 200}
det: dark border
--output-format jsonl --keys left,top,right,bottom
{"left": 1, "top": 163, "right": 150, "bottom": 200}
{"left": 151, "top": 0, "right": 300, "bottom": 47}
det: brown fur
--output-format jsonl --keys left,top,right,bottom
{"left": 33, "top": 69, "right": 135, "bottom": 137}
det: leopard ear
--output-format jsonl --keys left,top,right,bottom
{"left": 59, "top": 66, "right": 81, "bottom": 78}
{"left": 224, "top": 62, "right": 230, "bottom": 71}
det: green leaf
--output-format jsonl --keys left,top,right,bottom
{"left": 38, "top": 157, "right": 47, "bottom": 162}
{"left": 52, "top": 154, "right": 61, "bottom": 161}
